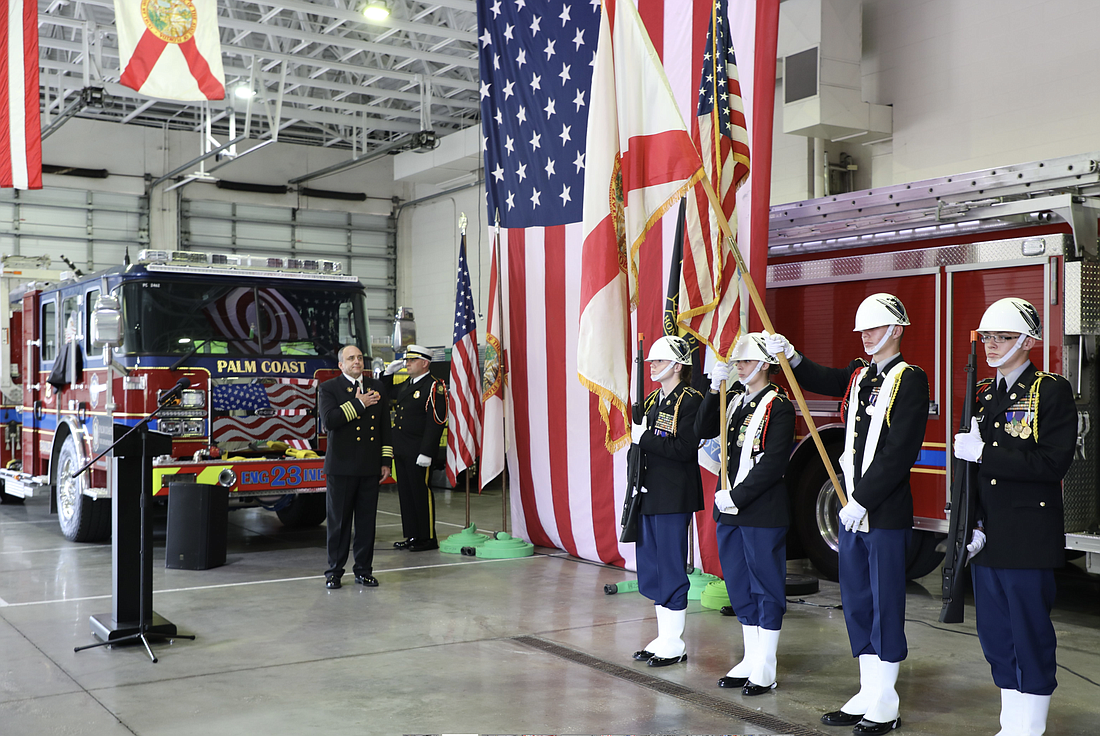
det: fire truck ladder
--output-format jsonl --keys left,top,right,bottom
{"left": 769, "top": 151, "right": 1100, "bottom": 258}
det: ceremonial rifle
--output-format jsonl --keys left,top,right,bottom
{"left": 940, "top": 331, "right": 979, "bottom": 623}
{"left": 620, "top": 334, "right": 646, "bottom": 543}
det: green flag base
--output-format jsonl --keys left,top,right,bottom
{"left": 475, "top": 532, "right": 534, "bottom": 559}
{"left": 700, "top": 579, "right": 731, "bottom": 610}
{"left": 687, "top": 567, "right": 721, "bottom": 601}
{"left": 439, "top": 525, "right": 493, "bottom": 555}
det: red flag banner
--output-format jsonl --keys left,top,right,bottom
{"left": 114, "top": 0, "right": 226, "bottom": 101}
{"left": 578, "top": 0, "right": 706, "bottom": 454}
{"left": 479, "top": 228, "right": 506, "bottom": 489}
{"left": 1, "top": 0, "right": 42, "bottom": 190}
{"left": 445, "top": 234, "right": 482, "bottom": 486}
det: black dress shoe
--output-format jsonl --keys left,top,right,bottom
{"left": 393, "top": 539, "right": 411, "bottom": 549}
{"left": 408, "top": 539, "right": 439, "bottom": 552}
{"left": 742, "top": 681, "right": 777, "bottom": 696}
{"left": 325, "top": 576, "right": 341, "bottom": 589}
{"left": 717, "top": 676, "right": 748, "bottom": 688}
{"left": 719, "top": 605, "right": 736, "bottom": 616}
{"left": 632, "top": 650, "right": 654, "bottom": 661}
{"left": 647, "top": 653, "right": 687, "bottom": 667}
{"left": 820, "top": 710, "right": 863, "bottom": 727}
{"left": 354, "top": 575, "right": 379, "bottom": 587}
{"left": 852, "top": 717, "right": 900, "bottom": 735}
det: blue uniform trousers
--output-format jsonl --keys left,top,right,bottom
{"left": 717, "top": 524, "right": 787, "bottom": 630}
{"left": 838, "top": 526, "right": 910, "bottom": 662}
{"left": 636, "top": 512, "right": 691, "bottom": 611}
{"left": 972, "top": 565, "right": 1058, "bottom": 695}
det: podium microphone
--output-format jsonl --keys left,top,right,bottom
{"left": 159, "top": 377, "right": 191, "bottom": 404}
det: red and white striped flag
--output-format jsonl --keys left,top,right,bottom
{"left": 578, "top": 0, "right": 706, "bottom": 454}
{"left": 678, "top": 0, "right": 752, "bottom": 360}
{"left": 445, "top": 234, "right": 482, "bottom": 486}
{"left": 1, "top": 0, "right": 42, "bottom": 190}
{"left": 114, "top": 0, "right": 226, "bottom": 101}
{"left": 479, "top": 227, "right": 506, "bottom": 489}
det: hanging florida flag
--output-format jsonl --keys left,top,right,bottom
{"left": 677, "top": 0, "right": 751, "bottom": 360}
{"left": 2, "top": 0, "right": 42, "bottom": 190}
{"left": 578, "top": 0, "right": 706, "bottom": 454}
{"left": 445, "top": 233, "right": 483, "bottom": 486}
{"left": 114, "top": 0, "right": 226, "bottom": 101}
{"left": 479, "top": 226, "right": 506, "bottom": 490}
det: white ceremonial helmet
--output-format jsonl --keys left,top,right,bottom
{"left": 853, "top": 293, "right": 911, "bottom": 332}
{"left": 730, "top": 332, "right": 779, "bottom": 364}
{"left": 978, "top": 297, "right": 1043, "bottom": 340}
{"left": 645, "top": 335, "right": 693, "bottom": 365}
{"left": 403, "top": 344, "right": 434, "bottom": 361}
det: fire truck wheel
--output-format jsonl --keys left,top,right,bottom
{"left": 793, "top": 448, "right": 843, "bottom": 582}
{"left": 55, "top": 434, "right": 111, "bottom": 542}
{"left": 275, "top": 493, "right": 327, "bottom": 528}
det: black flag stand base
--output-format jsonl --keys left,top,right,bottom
{"left": 82, "top": 612, "right": 189, "bottom": 664}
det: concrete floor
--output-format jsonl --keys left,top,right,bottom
{"left": 1, "top": 486, "right": 1099, "bottom": 736}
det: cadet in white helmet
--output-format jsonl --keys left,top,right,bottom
{"left": 953, "top": 298, "right": 1075, "bottom": 736}
{"left": 766, "top": 294, "right": 929, "bottom": 736}
{"left": 630, "top": 335, "right": 704, "bottom": 668}
{"left": 695, "top": 332, "right": 795, "bottom": 696}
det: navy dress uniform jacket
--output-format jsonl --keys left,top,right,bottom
{"left": 969, "top": 365, "right": 1075, "bottom": 569}
{"left": 391, "top": 374, "right": 447, "bottom": 460}
{"left": 318, "top": 374, "right": 393, "bottom": 476}
{"left": 637, "top": 383, "right": 705, "bottom": 516}
{"left": 792, "top": 354, "right": 929, "bottom": 529}
{"left": 695, "top": 385, "right": 794, "bottom": 528}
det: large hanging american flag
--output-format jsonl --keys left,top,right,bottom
{"left": 1, "top": 0, "right": 42, "bottom": 190}
{"left": 479, "top": 0, "right": 779, "bottom": 571}
{"left": 445, "top": 233, "right": 482, "bottom": 486}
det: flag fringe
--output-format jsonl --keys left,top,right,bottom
{"left": 577, "top": 372, "right": 632, "bottom": 454}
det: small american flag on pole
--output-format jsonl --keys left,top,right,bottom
{"left": 445, "top": 232, "right": 482, "bottom": 486}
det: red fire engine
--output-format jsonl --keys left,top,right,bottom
{"left": 0, "top": 249, "right": 375, "bottom": 542}
{"left": 765, "top": 151, "right": 1100, "bottom": 580}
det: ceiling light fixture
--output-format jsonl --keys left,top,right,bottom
{"left": 233, "top": 84, "right": 256, "bottom": 100}
{"left": 362, "top": 1, "right": 390, "bottom": 21}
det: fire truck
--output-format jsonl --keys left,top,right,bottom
{"left": 0, "top": 249, "right": 374, "bottom": 542}
{"left": 766, "top": 151, "right": 1100, "bottom": 581}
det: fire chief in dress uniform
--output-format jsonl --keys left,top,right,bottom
{"left": 767, "top": 293, "right": 929, "bottom": 736}
{"left": 385, "top": 344, "right": 447, "bottom": 552}
{"left": 953, "top": 298, "right": 1076, "bottom": 736}
{"left": 318, "top": 344, "right": 392, "bottom": 589}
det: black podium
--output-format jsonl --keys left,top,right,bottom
{"left": 87, "top": 424, "right": 179, "bottom": 645}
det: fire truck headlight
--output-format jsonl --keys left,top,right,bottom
{"left": 218, "top": 468, "right": 237, "bottom": 487}
{"left": 159, "top": 420, "right": 181, "bottom": 435}
{"left": 182, "top": 419, "right": 205, "bottom": 436}
{"left": 180, "top": 390, "right": 205, "bottom": 408}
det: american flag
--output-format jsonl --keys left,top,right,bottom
{"left": 212, "top": 379, "right": 316, "bottom": 443}
{"left": 2, "top": 0, "right": 42, "bottom": 190}
{"left": 445, "top": 234, "right": 482, "bottom": 486}
{"left": 479, "top": 0, "right": 779, "bottom": 572}
{"left": 677, "top": 0, "right": 751, "bottom": 359}
{"left": 204, "top": 287, "right": 309, "bottom": 355}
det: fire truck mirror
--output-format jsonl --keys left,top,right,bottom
{"left": 90, "top": 293, "right": 123, "bottom": 348}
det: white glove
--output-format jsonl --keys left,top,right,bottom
{"left": 709, "top": 361, "right": 731, "bottom": 392}
{"left": 763, "top": 332, "right": 796, "bottom": 361}
{"left": 953, "top": 416, "right": 984, "bottom": 463}
{"left": 384, "top": 359, "right": 405, "bottom": 376}
{"left": 966, "top": 528, "right": 987, "bottom": 557}
{"left": 631, "top": 423, "right": 645, "bottom": 444}
{"left": 715, "top": 489, "right": 738, "bottom": 514}
{"left": 839, "top": 498, "right": 868, "bottom": 532}
{"left": 416, "top": 454, "right": 432, "bottom": 467}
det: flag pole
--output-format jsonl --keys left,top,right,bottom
{"left": 494, "top": 213, "right": 510, "bottom": 536}
{"left": 696, "top": 174, "right": 848, "bottom": 506}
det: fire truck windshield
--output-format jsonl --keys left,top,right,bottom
{"left": 117, "top": 280, "right": 367, "bottom": 358}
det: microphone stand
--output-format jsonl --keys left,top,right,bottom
{"left": 74, "top": 388, "right": 196, "bottom": 663}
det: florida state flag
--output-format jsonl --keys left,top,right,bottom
{"left": 114, "top": 0, "right": 226, "bottom": 101}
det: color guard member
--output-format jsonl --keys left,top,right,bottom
{"left": 953, "top": 298, "right": 1076, "bottom": 736}
{"left": 696, "top": 333, "right": 795, "bottom": 696}
{"left": 767, "top": 293, "right": 929, "bottom": 735}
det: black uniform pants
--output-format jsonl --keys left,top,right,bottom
{"left": 394, "top": 454, "right": 436, "bottom": 541}
{"left": 325, "top": 474, "right": 380, "bottom": 578}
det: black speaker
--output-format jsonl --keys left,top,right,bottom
{"left": 165, "top": 483, "right": 228, "bottom": 570}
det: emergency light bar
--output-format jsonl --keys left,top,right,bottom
{"left": 136, "top": 249, "right": 346, "bottom": 278}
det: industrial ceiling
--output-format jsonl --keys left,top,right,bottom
{"left": 37, "top": 0, "right": 480, "bottom": 152}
